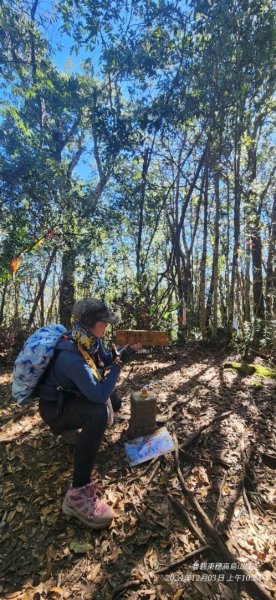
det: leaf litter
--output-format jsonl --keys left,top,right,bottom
{"left": 0, "top": 347, "right": 275, "bottom": 599}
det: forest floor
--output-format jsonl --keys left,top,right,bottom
{"left": 0, "top": 345, "right": 275, "bottom": 600}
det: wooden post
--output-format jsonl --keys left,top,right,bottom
{"left": 128, "top": 390, "right": 157, "bottom": 439}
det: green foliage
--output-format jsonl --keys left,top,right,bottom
{"left": 0, "top": 0, "right": 275, "bottom": 340}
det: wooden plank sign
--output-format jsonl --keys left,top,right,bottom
{"left": 116, "top": 329, "right": 169, "bottom": 346}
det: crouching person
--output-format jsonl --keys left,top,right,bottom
{"left": 38, "top": 298, "right": 130, "bottom": 529}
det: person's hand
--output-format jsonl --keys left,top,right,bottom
{"left": 111, "top": 342, "right": 142, "bottom": 365}
{"left": 111, "top": 343, "right": 124, "bottom": 367}
{"left": 129, "top": 343, "right": 142, "bottom": 352}
{"left": 113, "top": 355, "right": 124, "bottom": 368}
{"left": 111, "top": 343, "right": 120, "bottom": 361}
{"left": 112, "top": 343, "right": 130, "bottom": 365}
{"left": 121, "top": 343, "right": 142, "bottom": 361}
{"left": 119, "top": 344, "right": 130, "bottom": 364}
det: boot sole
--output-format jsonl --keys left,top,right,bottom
{"left": 62, "top": 501, "right": 113, "bottom": 529}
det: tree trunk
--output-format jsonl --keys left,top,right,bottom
{"left": 199, "top": 163, "right": 208, "bottom": 338}
{"left": 212, "top": 171, "right": 220, "bottom": 335}
{"left": 184, "top": 172, "right": 204, "bottom": 331}
{"left": 219, "top": 278, "right": 227, "bottom": 328}
{"left": 224, "top": 177, "right": 230, "bottom": 325}
{"left": 136, "top": 147, "right": 150, "bottom": 285}
{"left": 248, "top": 144, "right": 265, "bottom": 338}
{"left": 28, "top": 246, "right": 57, "bottom": 327}
{"left": 266, "top": 190, "right": 276, "bottom": 324}
{"left": 59, "top": 242, "right": 76, "bottom": 328}
{"left": 0, "top": 280, "right": 8, "bottom": 325}
{"left": 206, "top": 172, "right": 220, "bottom": 335}
{"left": 244, "top": 242, "right": 251, "bottom": 323}
{"left": 228, "top": 116, "right": 241, "bottom": 339}
{"left": 175, "top": 238, "right": 186, "bottom": 340}
{"left": 251, "top": 231, "right": 265, "bottom": 323}
{"left": 38, "top": 272, "right": 45, "bottom": 326}
{"left": 46, "top": 267, "right": 58, "bottom": 324}
{"left": 13, "top": 280, "right": 20, "bottom": 322}
{"left": 171, "top": 146, "right": 186, "bottom": 341}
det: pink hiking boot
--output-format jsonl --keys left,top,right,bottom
{"left": 62, "top": 483, "right": 114, "bottom": 528}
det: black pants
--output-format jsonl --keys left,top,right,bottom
{"left": 39, "top": 391, "right": 121, "bottom": 487}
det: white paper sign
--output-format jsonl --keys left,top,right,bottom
{"left": 125, "top": 426, "right": 175, "bottom": 466}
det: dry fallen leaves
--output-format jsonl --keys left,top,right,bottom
{"left": 49, "top": 587, "right": 64, "bottom": 599}
{"left": 1, "top": 350, "right": 275, "bottom": 600}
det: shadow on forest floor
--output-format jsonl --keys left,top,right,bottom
{"left": 0, "top": 346, "right": 275, "bottom": 600}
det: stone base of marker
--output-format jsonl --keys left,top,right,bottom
{"left": 128, "top": 390, "right": 157, "bottom": 439}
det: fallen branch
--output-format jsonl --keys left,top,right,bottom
{"left": 147, "top": 459, "right": 161, "bottom": 485}
{"left": 261, "top": 452, "right": 276, "bottom": 469}
{"left": 212, "top": 473, "right": 226, "bottom": 525}
{"left": 169, "top": 495, "right": 206, "bottom": 545}
{"left": 132, "top": 502, "right": 153, "bottom": 527}
{"left": 156, "top": 544, "right": 210, "bottom": 574}
{"left": 0, "top": 405, "right": 36, "bottom": 427}
{"left": 172, "top": 432, "right": 274, "bottom": 600}
{"left": 157, "top": 400, "right": 179, "bottom": 424}
{"left": 111, "top": 579, "right": 141, "bottom": 599}
{"left": 242, "top": 483, "right": 254, "bottom": 522}
{"left": 251, "top": 348, "right": 276, "bottom": 362}
{"left": 240, "top": 430, "right": 255, "bottom": 522}
{"left": 127, "top": 456, "right": 160, "bottom": 484}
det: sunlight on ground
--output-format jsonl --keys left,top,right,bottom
{"left": 0, "top": 413, "right": 41, "bottom": 443}
{"left": 0, "top": 372, "right": 12, "bottom": 385}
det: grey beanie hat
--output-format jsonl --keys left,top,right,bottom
{"left": 72, "top": 298, "right": 119, "bottom": 328}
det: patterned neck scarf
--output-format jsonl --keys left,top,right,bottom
{"left": 78, "top": 345, "right": 103, "bottom": 381}
{"left": 71, "top": 321, "right": 98, "bottom": 353}
{"left": 71, "top": 321, "right": 103, "bottom": 381}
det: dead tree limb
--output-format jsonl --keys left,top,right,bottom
{"left": 168, "top": 494, "right": 207, "bottom": 545}
{"left": 126, "top": 456, "right": 160, "bottom": 484}
{"left": 242, "top": 483, "right": 255, "bottom": 522}
{"left": 156, "top": 544, "right": 210, "bottom": 574}
{"left": 172, "top": 433, "right": 274, "bottom": 600}
{"left": 212, "top": 473, "right": 226, "bottom": 525}
{"left": 0, "top": 406, "right": 36, "bottom": 427}
{"left": 147, "top": 459, "right": 161, "bottom": 485}
{"left": 111, "top": 579, "right": 141, "bottom": 599}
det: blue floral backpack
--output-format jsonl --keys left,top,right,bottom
{"left": 12, "top": 325, "right": 67, "bottom": 404}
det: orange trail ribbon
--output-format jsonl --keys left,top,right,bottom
{"left": 8, "top": 230, "right": 57, "bottom": 277}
